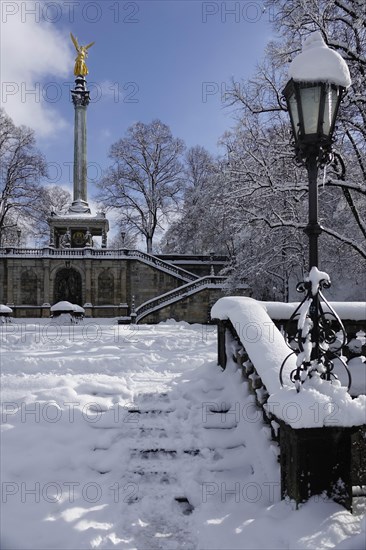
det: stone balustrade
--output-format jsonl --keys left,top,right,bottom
{"left": 212, "top": 298, "right": 366, "bottom": 511}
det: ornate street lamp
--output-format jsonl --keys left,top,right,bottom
{"left": 280, "top": 32, "right": 352, "bottom": 391}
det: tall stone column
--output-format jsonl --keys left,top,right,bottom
{"left": 70, "top": 76, "right": 91, "bottom": 214}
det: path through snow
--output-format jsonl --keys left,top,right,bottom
{"left": 1, "top": 320, "right": 364, "bottom": 549}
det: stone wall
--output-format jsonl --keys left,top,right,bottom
{"left": 0, "top": 255, "right": 223, "bottom": 321}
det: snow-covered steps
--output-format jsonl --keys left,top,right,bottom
{"left": 175, "top": 496, "right": 195, "bottom": 515}
{"left": 65, "top": 361, "right": 276, "bottom": 545}
{"left": 115, "top": 391, "right": 202, "bottom": 522}
{"left": 130, "top": 448, "right": 201, "bottom": 458}
{"left": 127, "top": 408, "right": 176, "bottom": 415}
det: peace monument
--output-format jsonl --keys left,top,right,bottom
{"left": 0, "top": 35, "right": 229, "bottom": 320}
{"left": 48, "top": 34, "right": 109, "bottom": 249}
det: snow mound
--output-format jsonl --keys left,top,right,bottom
{"left": 289, "top": 31, "right": 351, "bottom": 87}
{"left": 51, "top": 301, "right": 76, "bottom": 312}
{"left": 267, "top": 374, "right": 366, "bottom": 429}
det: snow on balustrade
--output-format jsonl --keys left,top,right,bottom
{"left": 259, "top": 301, "right": 366, "bottom": 322}
{"left": 211, "top": 297, "right": 366, "bottom": 429}
{"left": 211, "top": 296, "right": 296, "bottom": 396}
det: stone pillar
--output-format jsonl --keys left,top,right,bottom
{"left": 278, "top": 420, "right": 353, "bottom": 511}
{"left": 6, "top": 259, "right": 14, "bottom": 305}
{"left": 85, "top": 260, "right": 92, "bottom": 304}
{"left": 42, "top": 260, "right": 50, "bottom": 304}
{"left": 102, "top": 229, "right": 107, "bottom": 248}
{"left": 69, "top": 76, "right": 91, "bottom": 214}
{"left": 119, "top": 261, "right": 127, "bottom": 304}
{"left": 49, "top": 227, "right": 55, "bottom": 248}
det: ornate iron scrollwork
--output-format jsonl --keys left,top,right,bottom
{"left": 280, "top": 274, "right": 352, "bottom": 392}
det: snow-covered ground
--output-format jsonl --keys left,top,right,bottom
{"left": 1, "top": 319, "right": 365, "bottom": 549}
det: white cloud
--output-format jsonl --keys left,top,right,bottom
{"left": 1, "top": 1, "right": 74, "bottom": 136}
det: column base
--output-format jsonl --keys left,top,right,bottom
{"left": 69, "top": 200, "right": 91, "bottom": 214}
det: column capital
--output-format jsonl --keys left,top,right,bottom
{"left": 71, "top": 90, "right": 90, "bottom": 107}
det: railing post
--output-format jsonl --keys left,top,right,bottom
{"left": 217, "top": 320, "right": 227, "bottom": 369}
{"left": 278, "top": 420, "right": 354, "bottom": 511}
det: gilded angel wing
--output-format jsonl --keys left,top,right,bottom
{"left": 70, "top": 32, "right": 80, "bottom": 52}
{"left": 85, "top": 41, "right": 95, "bottom": 50}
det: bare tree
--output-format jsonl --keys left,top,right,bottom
{"left": 225, "top": 0, "right": 366, "bottom": 262}
{"left": 31, "top": 185, "right": 72, "bottom": 245}
{"left": 162, "top": 146, "right": 235, "bottom": 256}
{"left": 97, "top": 120, "right": 186, "bottom": 253}
{"left": 0, "top": 109, "right": 47, "bottom": 246}
{"left": 108, "top": 225, "right": 138, "bottom": 249}
{"left": 185, "top": 145, "right": 215, "bottom": 189}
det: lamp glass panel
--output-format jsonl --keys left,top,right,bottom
{"left": 288, "top": 93, "right": 300, "bottom": 139}
{"left": 300, "top": 86, "right": 321, "bottom": 135}
{"left": 323, "top": 87, "right": 339, "bottom": 136}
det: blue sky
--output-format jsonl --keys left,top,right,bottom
{"left": 1, "top": 0, "right": 274, "bottom": 198}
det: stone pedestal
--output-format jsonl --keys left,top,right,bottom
{"left": 278, "top": 420, "right": 354, "bottom": 511}
{"left": 41, "top": 303, "right": 51, "bottom": 318}
{"left": 83, "top": 303, "right": 93, "bottom": 318}
{"left": 47, "top": 212, "right": 109, "bottom": 249}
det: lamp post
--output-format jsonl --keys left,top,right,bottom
{"left": 280, "top": 32, "right": 352, "bottom": 391}
{"left": 16, "top": 228, "right": 21, "bottom": 247}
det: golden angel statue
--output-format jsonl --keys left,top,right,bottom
{"left": 70, "top": 32, "right": 95, "bottom": 76}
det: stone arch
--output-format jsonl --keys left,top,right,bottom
{"left": 98, "top": 270, "right": 114, "bottom": 304}
{"left": 21, "top": 269, "right": 38, "bottom": 305}
{"left": 54, "top": 268, "right": 82, "bottom": 305}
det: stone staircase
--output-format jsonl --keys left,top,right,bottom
{"left": 134, "top": 276, "right": 227, "bottom": 323}
{"left": 87, "top": 381, "right": 268, "bottom": 548}
{"left": 123, "top": 392, "right": 203, "bottom": 499}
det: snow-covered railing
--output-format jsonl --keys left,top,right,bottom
{"left": 212, "top": 297, "right": 365, "bottom": 417}
{"left": 260, "top": 300, "right": 366, "bottom": 396}
{"left": 0, "top": 247, "right": 198, "bottom": 282}
{"left": 259, "top": 301, "right": 366, "bottom": 322}
{"left": 212, "top": 297, "right": 297, "bottom": 396}
{"left": 211, "top": 296, "right": 366, "bottom": 510}
{"left": 135, "top": 276, "right": 227, "bottom": 323}
{"left": 261, "top": 301, "right": 366, "bottom": 344}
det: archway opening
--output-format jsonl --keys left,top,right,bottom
{"left": 54, "top": 268, "right": 82, "bottom": 305}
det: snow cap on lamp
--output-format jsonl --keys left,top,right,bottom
{"left": 288, "top": 31, "right": 351, "bottom": 88}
